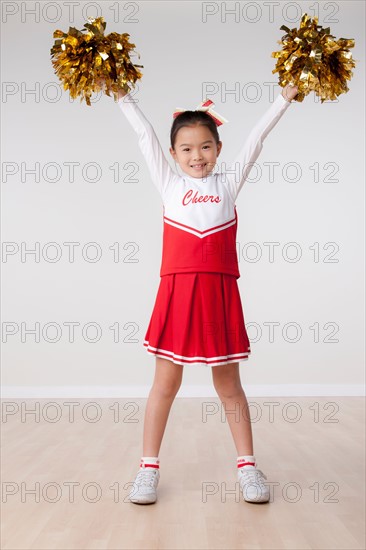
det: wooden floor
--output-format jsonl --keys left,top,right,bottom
{"left": 1, "top": 397, "right": 365, "bottom": 549}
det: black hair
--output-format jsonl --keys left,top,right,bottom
{"left": 170, "top": 110, "right": 220, "bottom": 150}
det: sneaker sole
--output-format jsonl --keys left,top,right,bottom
{"left": 243, "top": 493, "right": 270, "bottom": 503}
{"left": 129, "top": 495, "right": 157, "bottom": 504}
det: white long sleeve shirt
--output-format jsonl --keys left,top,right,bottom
{"left": 118, "top": 93, "right": 291, "bottom": 278}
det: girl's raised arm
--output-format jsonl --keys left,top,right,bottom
{"left": 225, "top": 90, "right": 293, "bottom": 202}
{"left": 117, "top": 90, "right": 177, "bottom": 199}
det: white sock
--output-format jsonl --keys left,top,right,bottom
{"left": 237, "top": 455, "right": 257, "bottom": 470}
{"left": 140, "top": 456, "right": 160, "bottom": 470}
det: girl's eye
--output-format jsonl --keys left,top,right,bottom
{"left": 183, "top": 146, "right": 210, "bottom": 152}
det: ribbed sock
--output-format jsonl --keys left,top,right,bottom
{"left": 140, "top": 456, "right": 160, "bottom": 470}
{"left": 237, "top": 455, "right": 257, "bottom": 470}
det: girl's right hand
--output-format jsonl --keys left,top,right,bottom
{"left": 95, "top": 77, "right": 129, "bottom": 100}
{"left": 116, "top": 87, "right": 128, "bottom": 100}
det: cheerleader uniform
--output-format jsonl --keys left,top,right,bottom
{"left": 118, "top": 92, "right": 291, "bottom": 366}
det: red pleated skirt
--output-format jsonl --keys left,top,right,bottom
{"left": 143, "top": 272, "right": 251, "bottom": 367}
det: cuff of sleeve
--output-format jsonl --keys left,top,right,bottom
{"left": 117, "top": 92, "right": 132, "bottom": 106}
{"left": 279, "top": 91, "right": 292, "bottom": 105}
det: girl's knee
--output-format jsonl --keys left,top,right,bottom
{"left": 153, "top": 379, "right": 182, "bottom": 399}
{"left": 212, "top": 362, "right": 241, "bottom": 398}
{"left": 153, "top": 357, "right": 183, "bottom": 398}
{"left": 214, "top": 384, "right": 242, "bottom": 400}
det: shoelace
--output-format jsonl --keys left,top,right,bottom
{"left": 135, "top": 469, "right": 158, "bottom": 487}
{"left": 239, "top": 468, "right": 268, "bottom": 487}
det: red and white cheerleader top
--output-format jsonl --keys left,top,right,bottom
{"left": 118, "top": 92, "right": 291, "bottom": 279}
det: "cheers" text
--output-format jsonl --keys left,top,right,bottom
{"left": 182, "top": 189, "right": 222, "bottom": 206}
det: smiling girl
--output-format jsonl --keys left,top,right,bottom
{"left": 114, "top": 82, "right": 298, "bottom": 505}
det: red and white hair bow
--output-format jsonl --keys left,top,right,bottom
{"left": 172, "top": 99, "right": 228, "bottom": 126}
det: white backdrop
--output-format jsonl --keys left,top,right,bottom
{"left": 2, "top": 1, "right": 365, "bottom": 396}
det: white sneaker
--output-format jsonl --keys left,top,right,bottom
{"left": 238, "top": 467, "right": 270, "bottom": 503}
{"left": 129, "top": 468, "right": 160, "bottom": 504}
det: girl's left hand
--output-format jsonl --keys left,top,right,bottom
{"left": 282, "top": 83, "right": 299, "bottom": 103}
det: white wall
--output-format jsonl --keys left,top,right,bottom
{"left": 2, "top": 1, "right": 365, "bottom": 396}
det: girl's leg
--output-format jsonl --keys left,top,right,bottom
{"left": 142, "top": 357, "right": 184, "bottom": 456}
{"left": 211, "top": 362, "right": 254, "bottom": 455}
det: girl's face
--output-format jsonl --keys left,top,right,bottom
{"left": 169, "top": 124, "right": 222, "bottom": 179}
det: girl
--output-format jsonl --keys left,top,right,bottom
{"left": 114, "top": 82, "right": 298, "bottom": 504}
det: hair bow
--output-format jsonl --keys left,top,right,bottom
{"left": 172, "top": 99, "right": 228, "bottom": 126}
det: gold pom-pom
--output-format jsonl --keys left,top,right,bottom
{"left": 50, "top": 16, "right": 143, "bottom": 106}
{"left": 271, "top": 12, "right": 357, "bottom": 103}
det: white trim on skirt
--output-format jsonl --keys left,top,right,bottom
{"left": 143, "top": 341, "right": 251, "bottom": 366}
